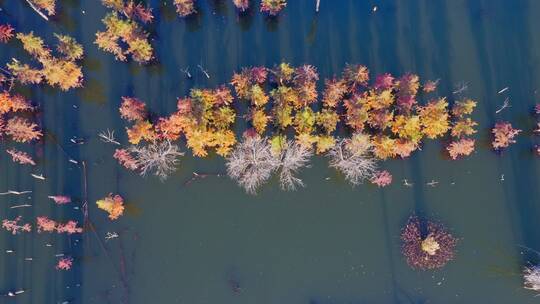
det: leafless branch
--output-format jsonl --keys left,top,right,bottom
{"left": 181, "top": 67, "right": 192, "bottom": 79}
{"left": 452, "top": 82, "right": 468, "bottom": 95}
{"left": 495, "top": 97, "right": 511, "bottom": 114}
{"left": 98, "top": 129, "right": 121, "bottom": 145}
{"left": 198, "top": 64, "right": 210, "bottom": 79}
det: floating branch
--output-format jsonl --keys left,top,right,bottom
{"left": 0, "top": 190, "right": 32, "bottom": 195}
{"left": 198, "top": 64, "right": 210, "bottom": 79}
{"left": 98, "top": 129, "right": 121, "bottom": 145}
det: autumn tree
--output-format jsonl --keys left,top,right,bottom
{"left": 96, "top": 194, "right": 125, "bottom": 220}
{"left": 260, "top": 0, "right": 287, "bottom": 16}
{"left": 492, "top": 121, "right": 521, "bottom": 150}
{"left": 6, "top": 32, "right": 84, "bottom": 90}
{"left": 233, "top": 0, "right": 249, "bottom": 12}
{"left": 174, "top": 0, "right": 197, "bottom": 17}
{"left": 446, "top": 98, "right": 477, "bottom": 159}
{"left": 95, "top": 0, "right": 154, "bottom": 64}
{"left": 0, "top": 24, "right": 14, "bottom": 43}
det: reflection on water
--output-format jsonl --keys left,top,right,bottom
{"left": 1, "top": 0, "right": 540, "bottom": 303}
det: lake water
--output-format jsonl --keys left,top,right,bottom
{"left": 1, "top": 0, "right": 540, "bottom": 303}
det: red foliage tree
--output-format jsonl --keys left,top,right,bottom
{"left": 0, "top": 24, "right": 14, "bottom": 43}
{"left": 370, "top": 170, "right": 392, "bottom": 187}
{"left": 56, "top": 257, "right": 73, "bottom": 270}
{"left": 4, "top": 117, "right": 42, "bottom": 143}
{"left": 447, "top": 138, "right": 475, "bottom": 160}
{"left": 6, "top": 148, "right": 36, "bottom": 165}
{"left": 2, "top": 216, "right": 31, "bottom": 235}
{"left": 47, "top": 195, "right": 71, "bottom": 204}
{"left": 114, "top": 148, "right": 139, "bottom": 170}
{"left": 119, "top": 96, "right": 147, "bottom": 121}
{"left": 492, "top": 121, "right": 521, "bottom": 150}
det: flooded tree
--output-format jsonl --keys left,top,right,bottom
{"left": 174, "top": 0, "right": 197, "bottom": 17}
{"left": 6, "top": 149, "right": 36, "bottom": 165}
{"left": 127, "top": 140, "right": 184, "bottom": 181}
{"left": 6, "top": 32, "right": 84, "bottom": 90}
{"left": 96, "top": 194, "right": 126, "bottom": 220}
{"left": 56, "top": 257, "right": 73, "bottom": 271}
{"left": 447, "top": 138, "right": 475, "bottom": 160}
{"left": 370, "top": 170, "right": 392, "bottom": 187}
{"left": 0, "top": 24, "right": 14, "bottom": 43}
{"left": 401, "top": 216, "right": 457, "bottom": 270}
{"left": 2, "top": 216, "right": 32, "bottom": 235}
{"left": 96, "top": 0, "right": 154, "bottom": 64}
{"left": 232, "top": 0, "right": 249, "bottom": 12}
{"left": 524, "top": 265, "right": 540, "bottom": 291}
{"left": 260, "top": 0, "right": 287, "bottom": 16}
{"left": 492, "top": 121, "right": 521, "bottom": 150}
{"left": 327, "top": 133, "right": 378, "bottom": 186}
{"left": 226, "top": 135, "right": 278, "bottom": 194}
{"left": 271, "top": 138, "right": 313, "bottom": 191}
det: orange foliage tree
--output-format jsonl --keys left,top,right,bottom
{"left": 95, "top": 0, "right": 154, "bottom": 64}
{"left": 260, "top": 0, "right": 287, "bottom": 16}
{"left": 96, "top": 194, "right": 125, "bottom": 220}
{"left": 6, "top": 32, "right": 84, "bottom": 90}
{"left": 174, "top": 0, "right": 197, "bottom": 17}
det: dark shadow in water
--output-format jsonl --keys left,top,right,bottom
{"left": 186, "top": 9, "right": 204, "bottom": 32}
{"left": 264, "top": 16, "right": 280, "bottom": 32}
{"left": 237, "top": 9, "right": 255, "bottom": 31}
{"left": 208, "top": 0, "right": 228, "bottom": 17}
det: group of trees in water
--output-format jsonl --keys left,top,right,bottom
{"left": 112, "top": 63, "right": 486, "bottom": 193}
{"left": 0, "top": 0, "right": 539, "bottom": 294}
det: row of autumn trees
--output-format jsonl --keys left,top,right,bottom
{"left": 111, "top": 63, "right": 495, "bottom": 194}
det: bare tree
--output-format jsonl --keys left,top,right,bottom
{"left": 524, "top": 266, "right": 540, "bottom": 291}
{"left": 226, "top": 136, "right": 278, "bottom": 195}
{"left": 128, "top": 141, "right": 184, "bottom": 181}
{"left": 275, "top": 140, "right": 313, "bottom": 191}
{"left": 327, "top": 133, "right": 378, "bottom": 186}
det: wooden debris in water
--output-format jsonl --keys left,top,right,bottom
{"left": 495, "top": 97, "right": 511, "bottom": 114}
{"left": 0, "top": 190, "right": 31, "bottom": 195}
{"left": 10, "top": 204, "right": 32, "bottom": 209}
{"left": 198, "top": 64, "right": 210, "bottom": 79}
{"left": 426, "top": 180, "right": 439, "bottom": 187}
{"left": 30, "top": 173, "right": 45, "bottom": 180}
{"left": 181, "top": 67, "right": 192, "bottom": 79}
{"left": 98, "top": 129, "right": 121, "bottom": 145}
